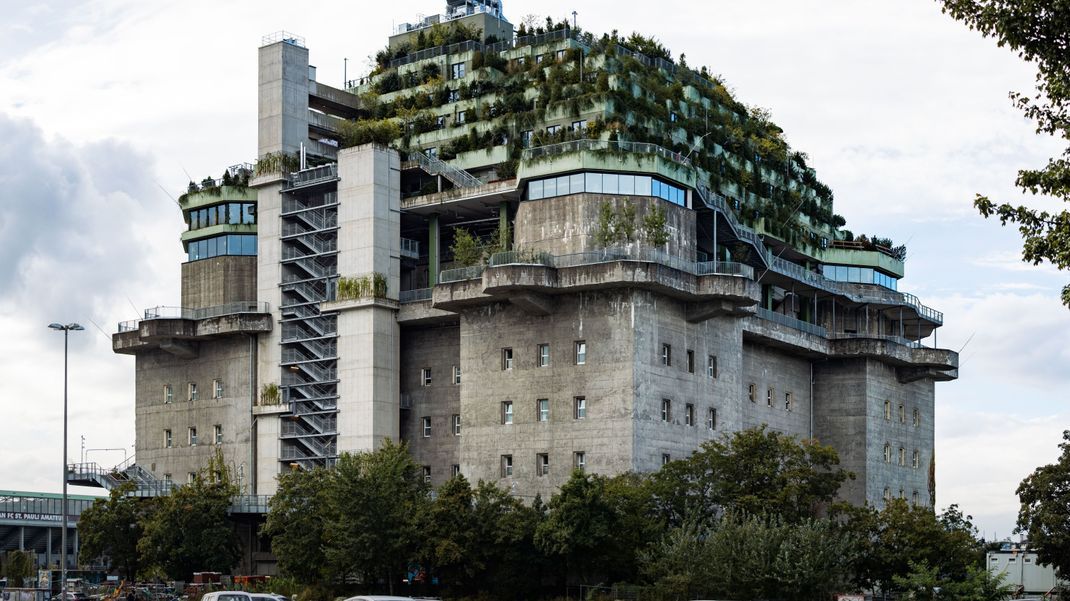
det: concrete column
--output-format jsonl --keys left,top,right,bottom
{"left": 72, "top": 528, "right": 78, "bottom": 568}
{"left": 429, "top": 214, "right": 440, "bottom": 286}
{"left": 47, "top": 527, "right": 52, "bottom": 567}
{"left": 19, "top": 526, "right": 24, "bottom": 550}
{"left": 498, "top": 202, "right": 510, "bottom": 251}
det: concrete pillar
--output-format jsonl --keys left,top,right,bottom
{"left": 19, "top": 526, "right": 24, "bottom": 550}
{"left": 47, "top": 527, "right": 52, "bottom": 567}
{"left": 258, "top": 40, "right": 311, "bottom": 157}
{"left": 429, "top": 214, "right": 440, "bottom": 286}
{"left": 72, "top": 528, "right": 78, "bottom": 568}
{"left": 498, "top": 202, "right": 510, "bottom": 251}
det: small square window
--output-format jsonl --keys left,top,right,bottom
{"left": 785, "top": 392, "right": 793, "bottom": 411}
{"left": 163, "top": 384, "right": 173, "bottom": 404}
{"left": 501, "top": 455, "right": 513, "bottom": 477}
{"left": 451, "top": 61, "right": 466, "bottom": 79}
{"left": 707, "top": 355, "right": 717, "bottom": 378}
{"left": 912, "top": 449, "right": 920, "bottom": 469}
{"left": 188, "top": 382, "right": 198, "bottom": 402}
{"left": 188, "top": 427, "right": 198, "bottom": 446}
{"left": 661, "top": 343, "right": 672, "bottom": 366}
{"left": 456, "top": 110, "right": 466, "bottom": 124}
{"left": 572, "top": 119, "right": 587, "bottom": 131}
{"left": 884, "top": 400, "right": 892, "bottom": 420}
{"left": 521, "top": 130, "right": 533, "bottom": 147}
{"left": 213, "top": 379, "right": 223, "bottom": 399}
{"left": 685, "top": 403, "right": 695, "bottom": 426}
{"left": 427, "top": 146, "right": 439, "bottom": 158}
{"left": 575, "top": 341, "right": 587, "bottom": 365}
{"left": 164, "top": 429, "right": 172, "bottom": 448}
{"left": 452, "top": 414, "right": 461, "bottom": 436}
{"left": 574, "top": 451, "right": 586, "bottom": 471}
{"left": 884, "top": 443, "right": 892, "bottom": 463}
{"left": 502, "top": 401, "right": 514, "bottom": 425}
{"left": 537, "top": 453, "right": 550, "bottom": 476}
{"left": 214, "top": 424, "right": 222, "bottom": 445}
{"left": 574, "top": 396, "right": 586, "bottom": 419}
{"left": 661, "top": 399, "right": 672, "bottom": 422}
{"left": 421, "top": 368, "right": 432, "bottom": 386}
{"left": 913, "top": 408, "right": 920, "bottom": 427}
{"left": 898, "top": 447, "right": 906, "bottom": 466}
{"left": 707, "top": 407, "right": 717, "bottom": 430}
{"left": 453, "top": 365, "right": 461, "bottom": 385}
{"left": 767, "top": 387, "right": 774, "bottom": 407}
{"left": 538, "top": 343, "right": 550, "bottom": 367}
{"left": 451, "top": 464, "right": 461, "bottom": 477}
{"left": 748, "top": 383, "right": 756, "bottom": 402}
{"left": 502, "top": 348, "right": 513, "bottom": 370}
{"left": 686, "top": 350, "right": 695, "bottom": 374}
{"left": 422, "top": 416, "right": 432, "bottom": 437}
{"left": 423, "top": 466, "right": 432, "bottom": 483}
{"left": 188, "top": 472, "right": 196, "bottom": 484}
{"left": 899, "top": 404, "right": 906, "bottom": 424}
{"left": 537, "top": 399, "right": 549, "bottom": 422}
{"left": 661, "top": 453, "right": 671, "bottom": 466}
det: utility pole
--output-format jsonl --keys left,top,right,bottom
{"left": 343, "top": 57, "right": 348, "bottom": 88}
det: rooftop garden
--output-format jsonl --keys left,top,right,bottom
{"left": 342, "top": 21, "right": 899, "bottom": 258}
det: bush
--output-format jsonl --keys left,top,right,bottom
{"left": 339, "top": 119, "right": 401, "bottom": 148}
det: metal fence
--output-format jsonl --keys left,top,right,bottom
{"left": 756, "top": 307, "right": 828, "bottom": 338}
{"left": 399, "top": 288, "right": 433, "bottom": 303}
{"left": 522, "top": 139, "right": 693, "bottom": 170}
{"left": 439, "top": 264, "right": 487, "bottom": 283}
{"left": 119, "top": 302, "right": 269, "bottom": 332}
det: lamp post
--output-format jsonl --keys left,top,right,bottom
{"left": 48, "top": 322, "right": 83, "bottom": 601}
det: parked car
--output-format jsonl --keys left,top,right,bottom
{"left": 341, "top": 597, "right": 417, "bottom": 601}
{"left": 250, "top": 594, "right": 289, "bottom": 601}
{"left": 52, "top": 593, "right": 90, "bottom": 601}
{"left": 200, "top": 592, "right": 253, "bottom": 601}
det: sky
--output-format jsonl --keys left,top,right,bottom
{"left": 0, "top": 0, "right": 1067, "bottom": 540}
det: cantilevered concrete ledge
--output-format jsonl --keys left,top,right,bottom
{"left": 433, "top": 261, "right": 759, "bottom": 317}
{"left": 113, "top": 313, "right": 273, "bottom": 356}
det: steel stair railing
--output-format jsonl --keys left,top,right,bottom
{"left": 409, "top": 149, "right": 482, "bottom": 188}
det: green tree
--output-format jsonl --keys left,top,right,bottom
{"left": 641, "top": 514, "right": 862, "bottom": 601}
{"left": 535, "top": 470, "right": 619, "bottom": 585}
{"left": 467, "top": 481, "right": 545, "bottom": 599}
{"left": 422, "top": 476, "right": 479, "bottom": 595}
{"left": 649, "top": 426, "right": 851, "bottom": 526}
{"left": 894, "top": 560, "right": 1012, "bottom": 601}
{"left": 642, "top": 203, "right": 669, "bottom": 247}
{"left": 939, "top": 1, "right": 1070, "bottom": 306}
{"left": 1015, "top": 430, "right": 1070, "bottom": 578}
{"left": 77, "top": 482, "right": 150, "bottom": 580}
{"left": 323, "top": 440, "right": 428, "bottom": 593}
{"left": 138, "top": 450, "right": 240, "bottom": 580}
{"left": 450, "top": 227, "right": 482, "bottom": 266}
{"left": 262, "top": 466, "right": 332, "bottom": 584}
{"left": 1, "top": 550, "right": 35, "bottom": 587}
{"left": 338, "top": 118, "right": 401, "bottom": 148}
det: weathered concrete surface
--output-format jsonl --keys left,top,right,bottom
{"left": 181, "top": 256, "right": 257, "bottom": 310}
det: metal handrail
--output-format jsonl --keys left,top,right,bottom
{"left": 439, "top": 264, "right": 486, "bottom": 283}
{"left": 285, "top": 163, "right": 338, "bottom": 190}
{"left": 756, "top": 307, "right": 828, "bottom": 338}
{"left": 522, "top": 139, "right": 693, "bottom": 170}
{"left": 409, "top": 149, "right": 482, "bottom": 188}
{"left": 399, "top": 288, "right": 433, "bottom": 303}
{"left": 476, "top": 247, "right": 755, "bottom": 279}
{"left": 120, "top": 302, "right": 270, "bottom": 332}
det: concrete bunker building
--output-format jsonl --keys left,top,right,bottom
{"left": 82, "top": 1, "right": 957, "bottom": 518}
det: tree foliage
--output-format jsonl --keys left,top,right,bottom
{"left": 1016, "top": 429, "right": 1070, "bottom": 577}
{"left": 339, "top": 119, "right": 402, "bottom": 149}
{"left": 262, "top": 467, "right": 332, "bottom": 584}
{"left": 649, "top": 425, "right": 851, "bottom": 526}
{"left": 939, "top": 1, "right": 1070, "bottom": 306}
{"left": 0, "top": 551, "right": 34, "bottom": 586}
{"left": 77, "top": 482, "right": 150, "bottom": 580}
{"left": 138, "top": 449, "right": 240, "bottom": 580}
{"left": 449, "top": 227, "right": 483, "bottom": 266}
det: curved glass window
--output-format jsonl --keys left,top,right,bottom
{"left": 822, "top": 264, "right": 898, "bottom": 290}
{"left": 187, "top": 234, "right": 257, "bottom": 262}
{"left": 187, "top": 203, "right": 257, "bottom": 232}
{"left": 526, "top": 171, "right": 686, "bottom": 207}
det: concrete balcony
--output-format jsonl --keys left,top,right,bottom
{"left": 113, "top": 302, "right": 272, "bottom": 357}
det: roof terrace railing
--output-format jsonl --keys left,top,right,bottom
{"left": 399, "top": 288, "right": 433, "bottom": 303}
{"left": 286, "top": 163, "right": 339, "bottom": 190}
{"left": 438, "top": 247, "right": 755, "bottom": 283}
{"left": 389, "top": 39, "right": 482, "bottom": 68}
{"left": 118, "top": 301, "right": 270, "bottom": 332}
{"left": 756, "top": 307, "right": 828, "bottom": 338}
{"left": 522, "top": 139, "right": 693, "bottom": 170}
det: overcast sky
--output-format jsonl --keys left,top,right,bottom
{"left": 1, "top": 0, "right": 1067, "bottom": 540}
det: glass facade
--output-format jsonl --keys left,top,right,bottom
{"left": 821, "top": 264, "right": 898, "bottom": 290}
{"left": 187, "top": 202, "right": 256, "bottom": 231}
{"left": 527, "top": 171, "right": 687, "bottom": 207}
{"left": 187, "top": 234, "right": 258, "bottom": 262}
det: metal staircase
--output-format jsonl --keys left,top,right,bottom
{"left": 279, "top": 172, "right": 342, "bottom": 469}
{"left": 696, "top": 184, "right": 770, "bottom": 268}
{"left": 66, "top": 457, "right": 176, "bottom": 497}
{"left": 409, "top": 149, "right": 482, "bottom": 188}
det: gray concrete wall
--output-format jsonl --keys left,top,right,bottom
{"left": 399, "top": 324, "right": 461, "bottom": 485}
{"left": 514, "top": 194, "right": 697, "bottom": 260}
{"left": 630, "top": 292, "right": 742, "bottom": 471}
{"left": 258, "top": 41, "right": 310, "bottom": 157}
{"left": 134, "top": 337, "right": 254, "bottom": 491}
{"left": 739, "top": 342, "right": 813, "bottom": 438}
{"left": 457, "top": 291, "right": 639, "bottom": 501}
{"left": 335, "top": 145, "right": 402, "bottom": 453}
{"left": 812, "top": 358, "right": 870, "bottom": 506}
{"left": 863, "top": 359, "right": 934, "bottom": 506}
{"left": 181, "top": 256, "right": 257, "bottom": 309}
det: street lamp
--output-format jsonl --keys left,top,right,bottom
{"left": 48, "top": 322, "right": 83, "bottom": 601}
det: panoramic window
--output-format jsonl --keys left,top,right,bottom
{"left": 525, "top": 171, "right": 685, "bottom": 207}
